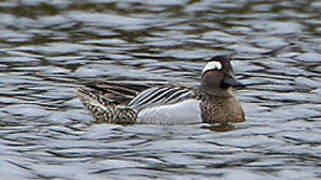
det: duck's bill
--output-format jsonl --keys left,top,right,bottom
{"left": 222, "top": 76, "right": 246, "bottom": 88}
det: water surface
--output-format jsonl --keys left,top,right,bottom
{"left": 0, "top": 0, "right": 321, "bottom": 179}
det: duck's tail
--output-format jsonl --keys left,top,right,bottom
{"left": 77, "top": 86, "right": 137, "bottom": 124}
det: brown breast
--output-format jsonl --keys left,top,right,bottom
{"left": 200, "top": 95, "right": 245, "bottom": 123}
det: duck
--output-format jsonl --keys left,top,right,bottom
{"left": 77, "top": 56, "right": 246, "bottom": 124}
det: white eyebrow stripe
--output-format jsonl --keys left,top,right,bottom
{"left": 202, "top": 61, "right": 222, "bottom": 73}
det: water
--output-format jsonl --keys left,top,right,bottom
{"left": 0, "top": 0, "right": 321, "bottom": 179}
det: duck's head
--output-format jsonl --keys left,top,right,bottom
{"left": 201, "top": 56, "right": 245, "bottom": 96}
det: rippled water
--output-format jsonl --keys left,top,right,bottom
{"left": 1, "top": 0, "right": 321, "bottom": 179}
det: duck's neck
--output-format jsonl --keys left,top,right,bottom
{"left": 199, "top": 85, "right": 233, "bottom": 98}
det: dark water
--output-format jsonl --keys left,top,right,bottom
{"left": 1, "top": 0, "right": 321, "bottom": 179}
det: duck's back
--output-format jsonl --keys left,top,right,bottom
{"left": 128, "top": 85, "right": 195, "bottom": 108}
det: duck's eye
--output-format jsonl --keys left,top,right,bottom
{"left": 202, "top": 61, "right": 222, "bottom": 73}
{"left": 220, "top": 79, "right": 231, "bottom": 89}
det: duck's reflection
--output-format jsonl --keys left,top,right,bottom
{"left": 201, "top": 123, "right": 237, "bottom": 132}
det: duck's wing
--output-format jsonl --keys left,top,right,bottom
{"left": 79, "top": 81, "right": 153, "bottom": 104}
{"left": 128, "top": 85, "right": 197, "bottom": 109}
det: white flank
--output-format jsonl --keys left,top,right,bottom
{"left": 202, "top": 61, "right": 222, "bottom": 73}
{"left": 137, "top": 99, "right": 202, "bottom": 124}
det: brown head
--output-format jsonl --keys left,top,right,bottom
{"left": 201, "top": 56, "right": 245, "bottom": 97}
